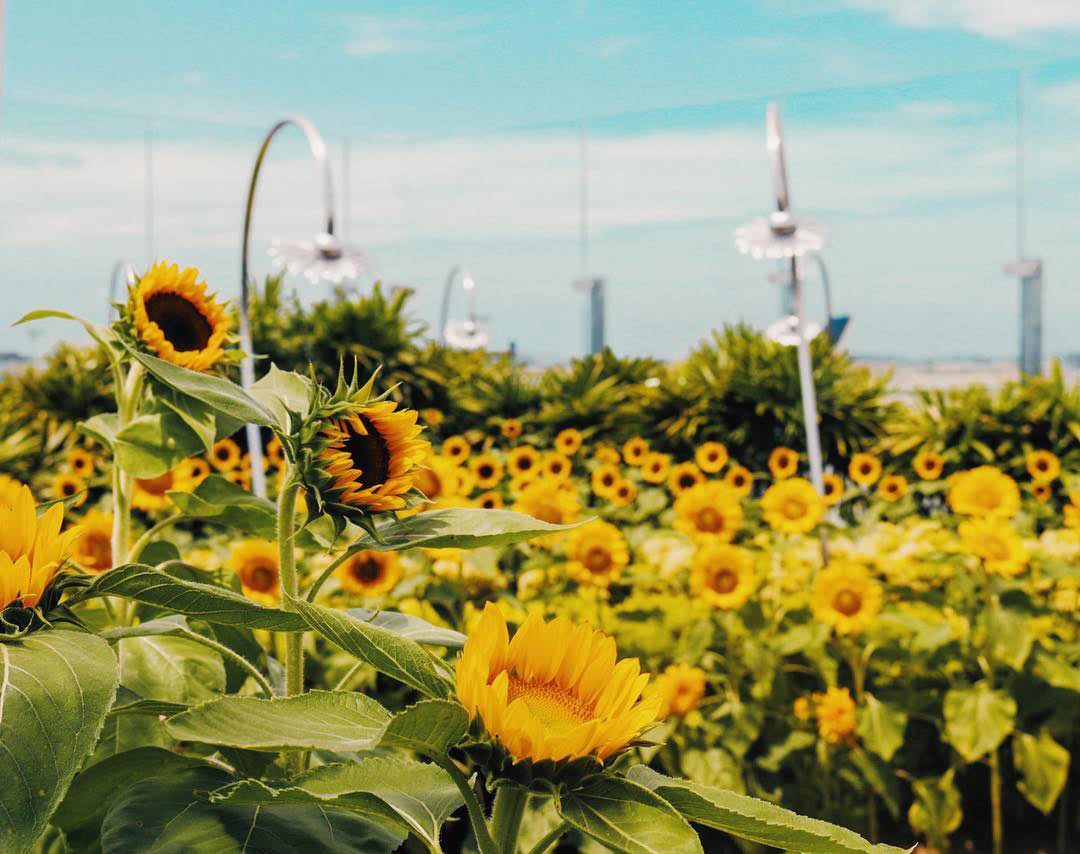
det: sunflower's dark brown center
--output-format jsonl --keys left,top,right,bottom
{"left": 246, "top": 563, "right": 277, "bottom": 592}
{"left": 61, "top": 480, "right": 77, "bottom": 496}
{"left": 732, "top": 473, "right": 747, "bottom": 487}
{"left": 711, "top": 568, "right": 738, "bottom": 594}
{"left": 214, "top": 446, "right": 232, "bottom": 461}
{"left": 833, "top": 589, "right": 862, "bottom": 616}
{"left": 478, "top": 464, "right": 495, "bottom": 479}
{"left": 1036, "top": 459, "right": 1049, "bottom": 472}
{"left": 515, "top": 456, "right": 534, "bottom": 472}
{"left": 601, "top": 473, "right": 615, "bottom": 487}
{"left": 145, "top": 292, "right": 213, "bottom": 352}
{"left": 695, "top": 507, "right": 725, "bottom": 532}
{"left": 860, "top": 463, "right": 872, "bottom": 475}
{"left": 481, "top": 496, "right": 498, "bottom": 508}
{"left": 350, "top": 557, "right": 384, "bottom": 584}
{"left": 678, "top": 474, "right": 696, "bottom": 489}
{"left": 583, "top": 545, "right": 612, "bottom": 574}
{"left": 824, "top": 480, "right": 837, "bottom": 496}
{"left": 343, "top": 416, "right": 391, "bottom": 490}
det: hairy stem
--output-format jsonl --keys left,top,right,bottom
{"left": 128, "top": 514, "right": 183, "bottom": 564}
{"left": 276, "top": 471, "right": 304, "bottom": 775}
{"left": 490, "top": 784, "right": 528, "bottom": 854}
{"left": 526, "top": 822, "right": 569, "bottom": 854}
{"left": 112, "top": 363, "right": 144, "bottom": 626}
{"left": 434, "top": 757, "right": 499, "bottom": 854}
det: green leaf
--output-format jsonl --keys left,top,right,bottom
{"left": 286, "top": 595, "right": 452, "bottom": 699}
{"left": 100, "top": 767, "right": 404, "bottom": 853}
{"left": 128, "top": 348, "right": 275, "bottom": 427}
{"left": 557, "top": 776, "right": 703, "bottom": 854}
{"left": 158, "top": 389, "right": 238, "bottom": 453}
{"left": 0, "top": 631, "right": 119, "bottom": 854}
{"left": 167, "top": 475, "right": 278, "bottom": 539}
{"left": 755, "top": 731, "right": 815, "bottom": 773}
{"left": 346, "top": 608, "right": 466, "bottom": 648}
{"left": 856, "top": 693, "right": 907, "bottom": 762}
{"left": 380, "top": 700, "right": 468, "bottom": 757}
{"left": 983, "top": 605, "right": 1033, "bottom": 670}
{"left": 249, "top": 365, "right": 312, "bottom": 429}
{"left": 627, "top": 766, "right": 909, "bottom": 854}
{"left": 849, "top": 750, "right": 902, "bottom": 819}
{"left": 907, "top": 771, "right": 962, "bottom": 846}
{"left": 1031, "top": 649, "right": 1080, "bottom": 692}
{"left": 15, "top": 310, "right": 119, "bottom": 370}
{"left": 1013, "top": 730, "right": 1070, "bottom": 815}
{"left": 76, "top": 564, "right": 306, "bottom": 631}
{"left": 943, "top": 682, "right": 1016, "bottom": 762}
{"left": 164, "top": 691, "right": 391, "bottom": 752}
{"left": 113, "top": 411, "right": 206, "bottom": 477}
{"left": 78, "top": 413, "right": 119, "bottom": 450}
{"left": 347, "top": 507, "right": 581, "bottom": 552}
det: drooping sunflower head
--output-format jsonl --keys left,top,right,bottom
{"left": 470, "top": 454, "right": 504, "bottom": 489}
{"left": 555, "top": 428, "right": 584, "bottom": 456}
{"left": 336, "top": 549, "right": 401, "bottom": 597}
{"left": 761, "top": 478, "right": 825, "bottom": 535}
{"left": 1027, "top": 450, "right": 1060, "bottom": 483}
{"left": 640, "top": 452, "right": 671, "bottom": 485}
{"left": 813, "top": 686, "right": 856, "bottom": 745}
{"left": 811, "top": 562, "right": 883, "bottom": 635}
{"left": 668, "top": 461, "right": 704, "bottom": 496}
{"left": 126, "top": 261, "right": 231, "bottom": 372}
{"left": 655, "top": 663, "right": 707, "bottom": 719}
{"left": 565, "top": 520, "right": 629, "bottom": 588}
{"left": 948, "top": 466, "right": 1021, "bottom": 519}
{"left": 67, "top": 448, "right": 95, "bottom": 478}
{"left": 513, "top": 478, "right": 580, "bottom": 527}
{"left": 611, "top": 478, "right": 637, "bottom": 507}
{"left": 590, "top": 464, "right": 622, "bottom": 498}
{"left": 691, "top": 543, "right": 756, "bottom": 610}
{"left": 768, "top": 446, "right": 799, "bottom": 480}
{"left": 959, "top": 518, "right": 1028, "bottom": 577}
{"left": 54, "top": 472, "right": 88, "bottom": 508}
{"left": 132, "top": 466, "right": 193, "bottom": 513}
{"left": 229, "top": 540, "right": 280, "bottom": 604}
{"left": 72, "top": 509, "right": 113, "bottom": 573}
{"left": 725, "top": 465, "right": 753, "bottom": 496}
{"left": 0, "top": 485, "right": 83, "bottom": 610}
{"left": 455, "top": 602, "right": 661, "bottom": 766}
{"left": 878, "top": 474, "right": 908, "bottom": 503}
{"left": 822, "top": 473, "right": 844, "bottom": 506}
{"left": 442, "top": 435, "right": 471, "bottom": 466}
{"left": 913, "top": 449, "right": 945, "bottom": 481}
{"left": 210, "top": 438, "right": 242, "bottom": 472}
{"left": 849, "top": 453, "right": 882, "bottom": 487}
{"left": 674, "top": 481, "right": 743, "bottom": 543}
{"left": 622, "top": 437, "right": 649, "bottom": 467}
{"left": 695, "top": 441, "right": 728, "bottom": 474}
{"left": 542, "top": 452, "right": 573, "bottom": 481}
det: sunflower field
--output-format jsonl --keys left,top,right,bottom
{"left": 1, "top": 264, "right": 1078, "bottom": 854}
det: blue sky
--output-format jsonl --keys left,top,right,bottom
{"left": 6, "top": 1, "right": 1080, "bottom": 362}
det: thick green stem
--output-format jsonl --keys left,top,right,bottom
{"left": 276, "top": 472, "right": 304, "bottom": 775}
{"left": 490, "top": 784, "right": 528, "bottom": 854}
{"left": 434, "top": 757, "right": 499, "bottom": 854}
{"left": 527, "top": 822, "right": 569, "bottom": 854}
{"left": 112, "top": 363, "right": 144, "bottom": 626}
{"left": 989, "top": 745, "right": 1003, "bottom": 854}
{"left": 305, "top": 548, "right": 354, "bottom": 602}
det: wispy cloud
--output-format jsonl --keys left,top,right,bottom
{"left": 842, "top": 0, "right": 1080, "bottom": 39}
{"left": 342, "top": 14, "right": 486, "bottom": 58}
{"left": 579, "top": 34, "right": 644, "bottom": 60}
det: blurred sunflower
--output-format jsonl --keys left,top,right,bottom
{"left": 1027, "top": 450, "right": 1060, "bottom": 483}
{"left": 455, "top": 603, "right": 661, "bottom": 763}
{"left": 54, "top": 472, "right": 87, "bottom": 508}
{"left": 477, "top": 491, "right": 503, "bottom": 510}
{"left": 229, "top": 540, "right": 280, "bottom": 604}
{"left": 470, "top": 454, "right": 504, "bottom": 489}
{"left": 413, "top": 456, "right": 462, "bottom": 505}
{"left": 674, "top": 481, "right": 743, "bottom": 543}
{"left": 691, "top": 543, "right": 756, "bottom": 609}
{"left": 640, "top": 452, "right": 671, "bottom": 485}
{"left": 0, "top": 474, "right": 26, "bottom": 508}
{"left": 179, "top": 456, "right": 211, "bottom": 489}
{"left": 335, "top": 549, "right": 401, "bottom": 597}
{"left": 132, "top": 467, "right": 193, "bottom": 512}
{"left": 813, "top": 687, "right": 856, "bottom": 745}
{"left": 129, "top": 262, "right": 230, "bottom": 372}
{"left": 543, "top": 452, "right": 573, "bottom": 481}
{"left": 513, "top": 477, "right": 580, "bottom": 526}
{"left": 594, "top": 445, "right": 621, "bottom": 465}
{"left": 811, "top": 563, "right": 883, "bottom": 635}
{"left": 265, "top": 435, "right": 286, "bottom": 469}
{"left": 622, "top": 437, "right": 649, "bottom": 467}
{"left": 320, "top": 401, "right": 429, "bottom": 513}
{"left": 822, "top": 473, "right": 844, "bottom": 506}
{"left": 849, "top": 453, "right": 881, "bottom": 487}
{"left": 1066, "top": 494, "right": 1080, "bottom": 529}
{"left": 694, "top": 441, "right": 729, "bottom": 474}
{"left": 656, "top": 664, "right": 707, "bottom": 718}
{"left": 948, "top": 466, "right": 1020, "bottom": 518}
{"left": 71, "top": 509, "right": 113, "bottom": 573}
{"left": 959, "top": 518, "right": 1027, "bottom": 577}
{"left": 913, "top": 449, "right": 944, "bottom": 481}
{"left": 0, "top": 485, "right": 83, "bottom": 609}
{"left": 555, "top": 428, "right": 583, "bottom": 456}
{"left": 1031, "top": 482, "right": 1052, "bottom": 503}
{"left": 442, "top": 435, "right": 471, "bottom": 465}
{"left": 668, "top": 461, "right": 705, "bottom": 495}
{"left": 768, "top": 446, "right": 799, "bottom": 480}
{"left": 421, "top": 408, "right": 444, "bottom": 431}
{"left": 611, "top": 479, "right": 637, "bottom": 507}
{"left": 507, "top": 445, "right": 541, "bottom": 478}
{"left": 724, "top": 465, "right": 753, "bottom": 497}
{"left": 793, "top": 697, "right": 812, "bottom": 721}
{"left": 565, "top": 520, "right": 629, "bottom": 588}
{"left": 67, "top": 447, "right": 95, "bottom": 478}
{"left": 501, "top": 418, "right": 523, "bottom": 440}
{"left": 210, "top": 437, "right": 242, "bottom": 472}
{"left": 591, "top": 464, "right": 621, "bottom": 498}
{"left": 225, "top": 468, "right": 251, "bottom": 490}
{"left": 761, "top": 478, "right": 824, "bottom": 534}
{"left": 878, "top": 474, "right": 908, "bottom": 503}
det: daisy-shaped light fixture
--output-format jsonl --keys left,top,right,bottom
{"left": 439, "top": 265, "right": 490, "bottom": 350}
{"left": 239, "top": 115, "right": 373, "bottom": 495}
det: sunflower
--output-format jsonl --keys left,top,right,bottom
{"left": 878, "top": 474, "right": 908, "bottom": 503}
{"left": 421, "top": 408, "right": 445, "bottom": 430}
{"left": 265, "top": 436, "right": 286, "bottom": 469}
{"left": 1027, "top": 450, "right": 1060, "bottom": 483}
{"left": 210, "top": 437, "right": 242, "bottom": 472}
{"left": 695, "top": 441, "right": 729, "bottom": 474}
{"left": 849, "top": 453, "right": 882, "bottom": 487}
{"left": 67, "top": 448, "right": 95, "bottom": 478}
{"left": 131, "top": 466, "right": 192, "bottom": 512}
{"left": 54, "top": 472, "right": 87, "bottom": 508}
{"left": 555, "top": 428, "right": 584, "bottom": 456}
{"left": 513, "top": 478, "right": 580, "bottom": 526}
{"left": 811, "top": 562, "right": 883, "bottom": 635}
{"left": 674, "top": 481, "right": 743, "bottom": 543}
{"left": 71, "top": 510, "right": 113, "bottom": 573}
{"left": 225, "top": 468, "right": 251, "bottom": 490}
{"left": 724, "top": 465, "right": 753, "bottom": 496}
{"left": 959, "top": 518, "right": 1028, "bottom": 577}
{"left": 761, "top": 478, "right": 824, "bottom": 534}
{"left": 455, "top": 602, "right": 661, "bottom": 764}
{"left": 622, "top": 437, "right": 649, "bottom": 467}
{"left": 543, "top": 452, "right": 573, "bottom": 481}
{"left": 414, "top": 454, "right": 461, "bottom": 505}
{"left": 455, "top": 468, "right": 478, "bottom": 498}
{"left": 470, "top": 454, "right": 504, "bottom": 489}
{"left": 0, "top": 485, "right": 83, "bottom": 609}
{"left": 229, "top": 540, "right": 280, "bottom": 604}
{"left": 1031, "top": 482, "right": 1052, "bottom": 503}
{"left": 793, "top": 697, "right": 812, "bottom": 722}
{"left": 948, "top": 466, "right": 1021, "bottom": 518}
{"left": 691, "top": 543, "right": 756, "bottom": 609}
{"left": 640, "top": 452, "right": 671, "bottom": 485}
{"left": 768, "top": 446, "right": 799, "bottom": 480}
{"left": 501, "top": 419, "right": 523, "bottom": 440}
{"left": 822, "top": 473, "right": 844, "bottom": 506}
{"left": 129, "top": 261, "right": 230, "bottom": 372}
{"left": 591, "top": 464, "right": 622, "bottom": 498}
{"left": 611, "top": 479, "right": 637, "bottom": 507}
{"left": 913, "top": 450, "right": 944, "bottom": 481}
{"left": 0, "top": 474, "right": 26, "bottom": 508}
{"left": 594, "top": 445, "right": 621, "bottom": 465}
{"left": 656, "top": 664, "right": 707, "bottom": 718}
{"left": 668, "top": 462, "right": 705, "bottom": 495}
{"left": 179, "top": 456, "right": 211, "bottom": 488}
{"left": 320, "top": 401, "right": 429, "bottom": 513}
{"left": 442, "top": 435, "right": 471, "bottom": 465}
{"left": 507, "top": 445, "right": 541, "bottom": 478}
{"left": 565, "top": 520, "right": 629, "bottom": 588}
{"left": 477, "top": 491, "right": 504, "bottom": 510}
{"left": 813, "top": 687, "right": 856, "bottom": 745}
{"left": 335, "top": 549, "right": 402, "bottom": 597}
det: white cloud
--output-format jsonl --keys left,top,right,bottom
{"left": 342, "top": 14, "right": 485, "bottom": 58}
{"left": 1039, "top": 79, "right": 1080, "bottom": 107}
{"left": 579, "top": 34, "right": 644, "bottom": 59}
{"left": 843, "top": 0, "right": 1080, "bottom": 38}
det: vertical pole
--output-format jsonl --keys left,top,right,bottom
{"left": 144, "top": 117, "right": 154, "bottom": 264}
{"left": 590, "top": 279, "right": 605, "bottom": 353}
{"left": 1020, "top": 265, "right": 1043, "bottom": 375}
{"left": 578, "top": 119, "right": 589, "bottom": 276}
{"left": 342, "top": 135, "right": 351, "bottom": 241}
{"left": 793, "top": 261, "right": 828, "bottom": 565}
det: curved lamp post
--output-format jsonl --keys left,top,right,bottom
{"left": 439, "top": 265, "right": 489, "bottom": 350}
{"left": 239, "top": 115, "right": 371, "bottom": 496}
{"left": 734, "top": 103, "right": 828, "bottom": 499}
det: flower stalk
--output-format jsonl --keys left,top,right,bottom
{"left": 490, "top": 784, "right": 528, "bottom": 854}
{"left": 112, "top": 362, "right": 144, "bottom": 625}
{"left": 276, "top": 468, "right": 305, "bottom": 774}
